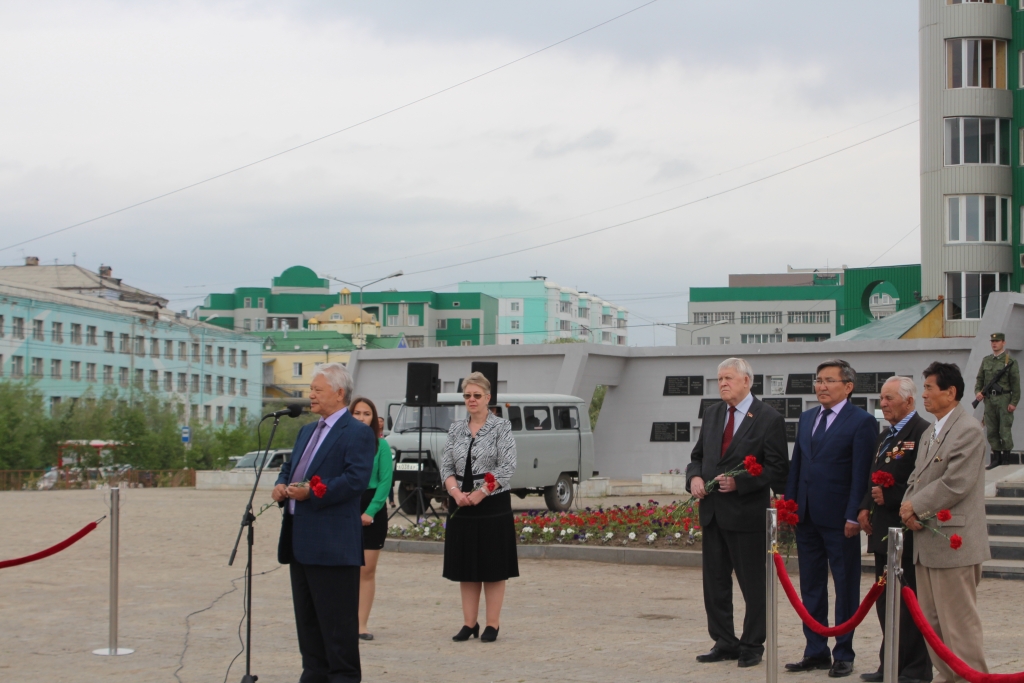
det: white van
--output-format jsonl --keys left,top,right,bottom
{"left": 385, "top": 393, "right": 595, "bottom": 512}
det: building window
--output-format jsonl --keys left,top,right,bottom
{"left": 164, "top": 340, "right": 173, "bottom": 358}
{"left": 945, "top": 272, "right": 1011, "bottom": 319}
{"left": 204, "top": 345, "right": 213, "bottom": 364}
{"left": 70, "top": 361, "right": 81, "bottom": 380}
{"left": 13, "top": 317, "right": 25, "bottom": 339}
{"left": 256, "top": 319, "right": 265, "bottom": 331}
{"left": 216, "top": 347, "right": 224, "bottom": 365}
{"left": 191, "top": 374, "right": 200, "bottom": 392}
{"left": 460, "top": 340, "right": 473, "bottom": 346}
{"left": 293, "top": 362, "right": 303, "bottom": 377}
{"left": 451, "top": 301, "right": 461, "bottom": 308}
{"left": 741, "top": 334, "right": 783, "bottom": 344}
{"left": 51, "top": 321, "right": 63, "bottom": 343}
{"left": 135, "top": 335, "right": 145, "bottom": 355}
{"left": 229, "top": 407, "right": 236, "bottom": 424}
{"left": 696, "top": 337, "right": 711, "bottom": 345}
{"left": 617, "top": 336, "right": 626, "bottom": 345}
{"left": 944, "top": 117, "right": 1010, "bottom": 165}
{"left": 103, "top": 331, "right": 113, "bottom": 351}
{"left": 11, "top": 356, "right": 24, "bottom": 378}
{"left": 510, "top": 320, "right": 520, "bottom": 330}
{"left": 229, "top": 377, "right": 236, "bottom": 395}
{"left": 29, "top": 357, "right": 42, "bottom": 378}
{"left": 86, "top": 363, "right": 97, "bottom": 381}
{"left": 511, "top": 338, "right": 521, "bottom": 344}
{"left": 947, "top": 195, "right": 1010, "bottom": 242}
{"left": 406, "top": 337, "right": 424, "bottom": 348}
{"left": 740, "top": 311, "right": 783, "bottom": 325}
{"left": 408, "top": 315, "right": 420, "bottom": 327}
{"left": 149, "top": 369, "right": 158, "bottom": 390}
{"left": 788, "top": 311, "right": 831, "bottom": 324}
{"left": 436, "top": 340, "right": 448, "bottom": 347}
{"left": 150, "top": 338, "right": 160, "bottom": 357}
{"left": 177, "top": 373, "right": 187, "bottom": 392}
{"left": 164, "top": 372, "right": 173, "bottom": 392}
{"left": 51, "top": 359, "right": 62, "bottom": 378}
{"left": 119, "top": 367, "right": 129, "bottom": 387}
{"left": 217, "top": 376, "right": 224, "bottom": 395}
{"left": 946, "top": 38, "right": 1007, "bottom": 89}
{"left": 229, "top": 348, "right": 237, "bottom": 366}
{"left": 241, "top": 350, "right": 248, "bottom": 368}
{"left": 693, "top": 312, "right": 735, "bottom": 324}
{"left": 204, "top": 375, "right": 212, "bottom": 393}
{"left": 216, "top": 406, "right": 224, "bottom": 424}
{"left": 243, "top": 319, "right": 251, "bottom": 331}
{"left": 510, "top": 301, "right": 520, "bottom": 312}
{"left": 191, "top": 343, "right": 200, "bottom": 362}
{"left": 33, "top": 319, "right": 44, "bottom": 341}
{"left": 240, "top": 379, "right": 248, "bottom": 396}
{"left": 257, "top": 297, "right": 265, "bottom": 308}
{"left": 558, "top": 320, "right": 571, "bottom": 331}
{"left": 69, "top": 323, "right": 81, "bottom": 344}
{"left": 558, "top": 301, "right": 573, "bottom": 314}
{"left": 0, "top": 316, "right": 4, "bottom": 338}
{"left": 87, "top": 326, "right": 97, "bottom": 345}
{"left": 578, "top": 307, "right": 589, "bottom": 318}
{"left": 461, "top": 319, "right": 473, "bottom": 330}
{"left": 720, "top": 336, "right": 731, "bottom": 344}
{"left": 135, "top": 368, "right": 144, "bottom": 388}
{"left": 103, "top": 365, "right": 113, "bottom": 384}
{"left": 203, "top": 405, "right": 212, "bottom": 422}
{"left": 437, "top": 319, "right": 447, "bottom": 330}
{"left": 387, "top": 315, "right": 399, "bottom": 326}
{"left": 119, "top": 333, "right": 130, "bottom": 353}
{"left": 244, "top": 297, "right": 252, "bottom": 308}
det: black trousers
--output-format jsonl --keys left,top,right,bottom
{"left": 701, "top": 518, "right": 766, "bottom": 657}
{"left": 290, "top": 561, "right": 361, "bottom": 683}
{"left": 872, "top": 534, "right": 932, "bottom": 681}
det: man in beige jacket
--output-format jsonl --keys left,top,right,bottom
{"left": 901, "top": 362, "right": 991, "bottom": 683}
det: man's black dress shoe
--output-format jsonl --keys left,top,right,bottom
{"left": 738, "top": 653, "right": 763, "bottom": 668}
{"left": 696, "top": 647, "right": 740, "bottom": 663}
{"left": 860, "top": 670, "right": 883, "bottom": 682}
{"left": 785, "top": 656, "right": 832, "bottom": 672}
{"left": 829, "top": 662, "right": 854, "bottom": 678}
{"left": 452, "top": 624, "right": 479, "bottom": 641}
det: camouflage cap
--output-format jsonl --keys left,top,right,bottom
{"left": 991, "top": 332, "right": 1006, "bottom": 341}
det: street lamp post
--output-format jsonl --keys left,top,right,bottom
{"left": 320, "top": 270, "right": 404, "bottom": 349}
{"left": 673, "top": 319, "right": 730, "bottom": 345}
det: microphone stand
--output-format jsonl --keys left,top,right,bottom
{"left": 228, "top": 413, "right": 285, "bottom": 683}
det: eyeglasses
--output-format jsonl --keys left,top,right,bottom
{"left": 813, "top": 378, "right": 848, "bottom": 386}
{"left": 463, "top": 393, "right": 485, "bottom": 400}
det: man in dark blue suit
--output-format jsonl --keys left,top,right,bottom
{"left": 785, "top": 359, "right": 877, "bottom": 679}
{"left": 272, "top": 363, "right": 376, "bottom": 683}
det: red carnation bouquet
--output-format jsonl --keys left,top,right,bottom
{"left": 771, "top": 497, "right": 799, "bottom": 557}
{"left": 871, "top": 471, "right": 896, "bottom": 488}
{"left": 922, "top": 508, "right": 961, "bottom": 550}
{"left": 449, "top": 472, "right": 498, "bottom": 517}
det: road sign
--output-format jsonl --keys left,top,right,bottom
{"left": 181, "top": 427, "right": 191, "bottom": 443}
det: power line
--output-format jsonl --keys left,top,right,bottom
{"left": 401, "top": 119, "right": 919, "bottom": 277}
{"left": 0, "top": 0, "right": 661, "bottom": 254}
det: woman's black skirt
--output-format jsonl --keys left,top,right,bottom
{"left": 443, "top": 490, "right": 519, "bottom": 583}
{"left": 361, "top": 489, "right": 388, "bottom": 551}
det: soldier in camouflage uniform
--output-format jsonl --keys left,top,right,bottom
{"left": 975, "top": 332, "right": 1020, "bottom": 469}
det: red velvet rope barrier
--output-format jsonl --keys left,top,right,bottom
{"left": 901, "top": 586, "right": 1024, "bottom": 683}
{"left": 773, "top": 553, "right": 885, "bottom": 637}
{"left": 0, "top": 518, "right": 103, "bottom": 570}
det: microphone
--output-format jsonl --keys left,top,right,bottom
{"left": 264, "top": 404, "right": 305, "bottom": 420}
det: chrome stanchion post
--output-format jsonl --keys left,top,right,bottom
{"left": 882, "top": 527, "right": 903, "bottom": 683}
{"left": 766, "top": 507, "right": 778, "bottom": 683}
{"left": 94, "top": 486, "right": 133, "bottom": 656}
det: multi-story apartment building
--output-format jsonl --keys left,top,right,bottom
{"left": 919, "top": 0, "right": 1023, "bottom": 336}
{"left": 354, "top": 291, "right": 498, "bottom": 348}
{"left": 458, "top": 277, "right": 629, "bottom": 345}
{"left": 0, "top": 278, "right": 262, "bottom": 422}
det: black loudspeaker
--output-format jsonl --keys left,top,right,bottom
{"left": 406, "top": 362, "right": 440, "bottom": 406}
{"left": 471, "top": 361, "right": 499, "bottom": 406}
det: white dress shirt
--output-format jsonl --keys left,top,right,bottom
{"left": 932, "top": 409, "right": 953, "bottom": 439}
{"left": 812, "top": 398, "right": 847, "bottom": 433}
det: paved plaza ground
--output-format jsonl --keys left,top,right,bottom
{"left": 2, "top": 488, "right": 1023, "bottom": 683}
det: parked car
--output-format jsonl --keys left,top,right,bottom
{"left": 386, "top": 393, "right": 595, "bottom": 513}
{"left": 232, "top": 450, "right": 291, "bottom": 471}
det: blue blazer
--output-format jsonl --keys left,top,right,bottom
{"left": 275, "top": 410, "right": 376, "bottom": 566}
{"left": 784, "top": 401, "right": 878, "bottom": 530}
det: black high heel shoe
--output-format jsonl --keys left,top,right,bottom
{"left": 452, "top": 624, "right": 479, "bottom": 641}
{"left": 481, "top": 626, "right": 499, "bottom": 642}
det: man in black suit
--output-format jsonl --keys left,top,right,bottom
{"left": 856, "top": 376, "right": 932, "bottom": 683}
{"left": 686, "top": 357, "right": 789, "bottom": 668}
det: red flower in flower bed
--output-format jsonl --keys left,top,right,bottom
{"left": 936, "top": 509, "right": 952, "bottom": 523}
{"left": 743, "top": 455, "right": 764, "bottom": 477}
{"left": 871, "top": 471, "right": 896, "bottom": 488}
{"left": 949, "top": 534, "right": 963, "bottom": 550}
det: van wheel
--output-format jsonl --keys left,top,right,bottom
{"left": 544, "top": 474, "right": 574, "bottom": 511}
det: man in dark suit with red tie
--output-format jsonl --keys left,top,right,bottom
{"left": 686, "top": 358, "right": 789, "bottom": 668}
{"left": 785, "top": 359, "right": 878, "bottom": 678}
{"left": 272, "top": 363, "right": 376, "bottom": 683}
{"left": 857, "top": 376, "right": 932, "bottom": 683}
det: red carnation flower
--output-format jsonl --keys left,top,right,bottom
{"left": 871, "top": 471, "right": 896, "bottom": 488}
{"left": 743, "top": 455, "right": 764, "bottom": 477}
{"left": 309, "top": 475, "right": 322, "bottom": 488}
{"left": 484, "top": 472, "right": 497, "bottom": 492}
{"left": 949, "top": 534, "right": 963, "bottom": 550}
{"left": 312, "top": 482, "right": 327, "bottom": 498}
{"left": 936, "top": 509, "right": 952, "bottom": 523}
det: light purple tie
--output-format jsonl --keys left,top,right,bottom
{"left": 289, "top": 419, "right": 326, "bottom": 513}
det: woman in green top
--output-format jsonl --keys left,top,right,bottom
{"left": 351, "top": 397, "right": 394, "bottom": 641}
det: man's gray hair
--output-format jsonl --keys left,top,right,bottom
{"left": 312, "top": 362, "right": 354, "bottom": 404}
{"left": 816, "top": 358, "right": 856, "bottom": 384}
{"left": 882, "top": 375, "right": 916, "bottom": 401}
{"left": 718, "top": 357, "right": 754, "bottom": 382}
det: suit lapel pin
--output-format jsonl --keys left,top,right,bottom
{"left": 747, "top": 412, "right": 753, "bottom": 418}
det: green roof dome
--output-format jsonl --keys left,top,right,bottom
{"left": 273, "top": 266, "right": 327, "bottom": 289}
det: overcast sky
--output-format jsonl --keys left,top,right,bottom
{"left": 0, "top": 1, "right": 920, "bottom": 344}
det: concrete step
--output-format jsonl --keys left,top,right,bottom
{"left": 985, "top": 498, "right": 1024, "bottom": 517}
{"left": 987, "top": 515, "right": 1024, "bottom": 538}
{"left": 990, "top": 536, "right": 1024, "bottom": 561}
{"left": 607, "top": 482, "right": 666, "bottom": 497}
{"left": 996, "top": 482, "right": 1024, "bottom": 498}
{"left": 982, "top": 558, "right": 1024, "bottom": 580}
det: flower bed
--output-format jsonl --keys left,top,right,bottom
{"left": 387, "top": 500, "right": 705, "bottom": 550}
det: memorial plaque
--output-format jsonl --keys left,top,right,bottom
{"left": 752, "top": 374, "right": 764, "bottom": 396}
{"left": 763, "top": 397, "right": 787, "bottom": 414}
{"left": 850, "top": 396, "right": 868, "bottom": 411}
{"left": 663, "top": 376, "right": 704, "bottom": 396}
{"left": 786, "top": 398, "right": 803, "bottom": 419}
{"left": 786, "top": 374, "right": 816, "bottom": 394}
{"left": 785, "top": 422, "right": 799, "bottom": 443}
{"left": 875, "top": 372, "right": 895, "bottom": 391}
{"left": 854, "top": 373, "right": 877, "bottom": 395}
{"left": 698, "top": 398, "right": 723, "bottom": 419}
{"left": 649, "top": 422, "right": 691, "bottom": 442}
